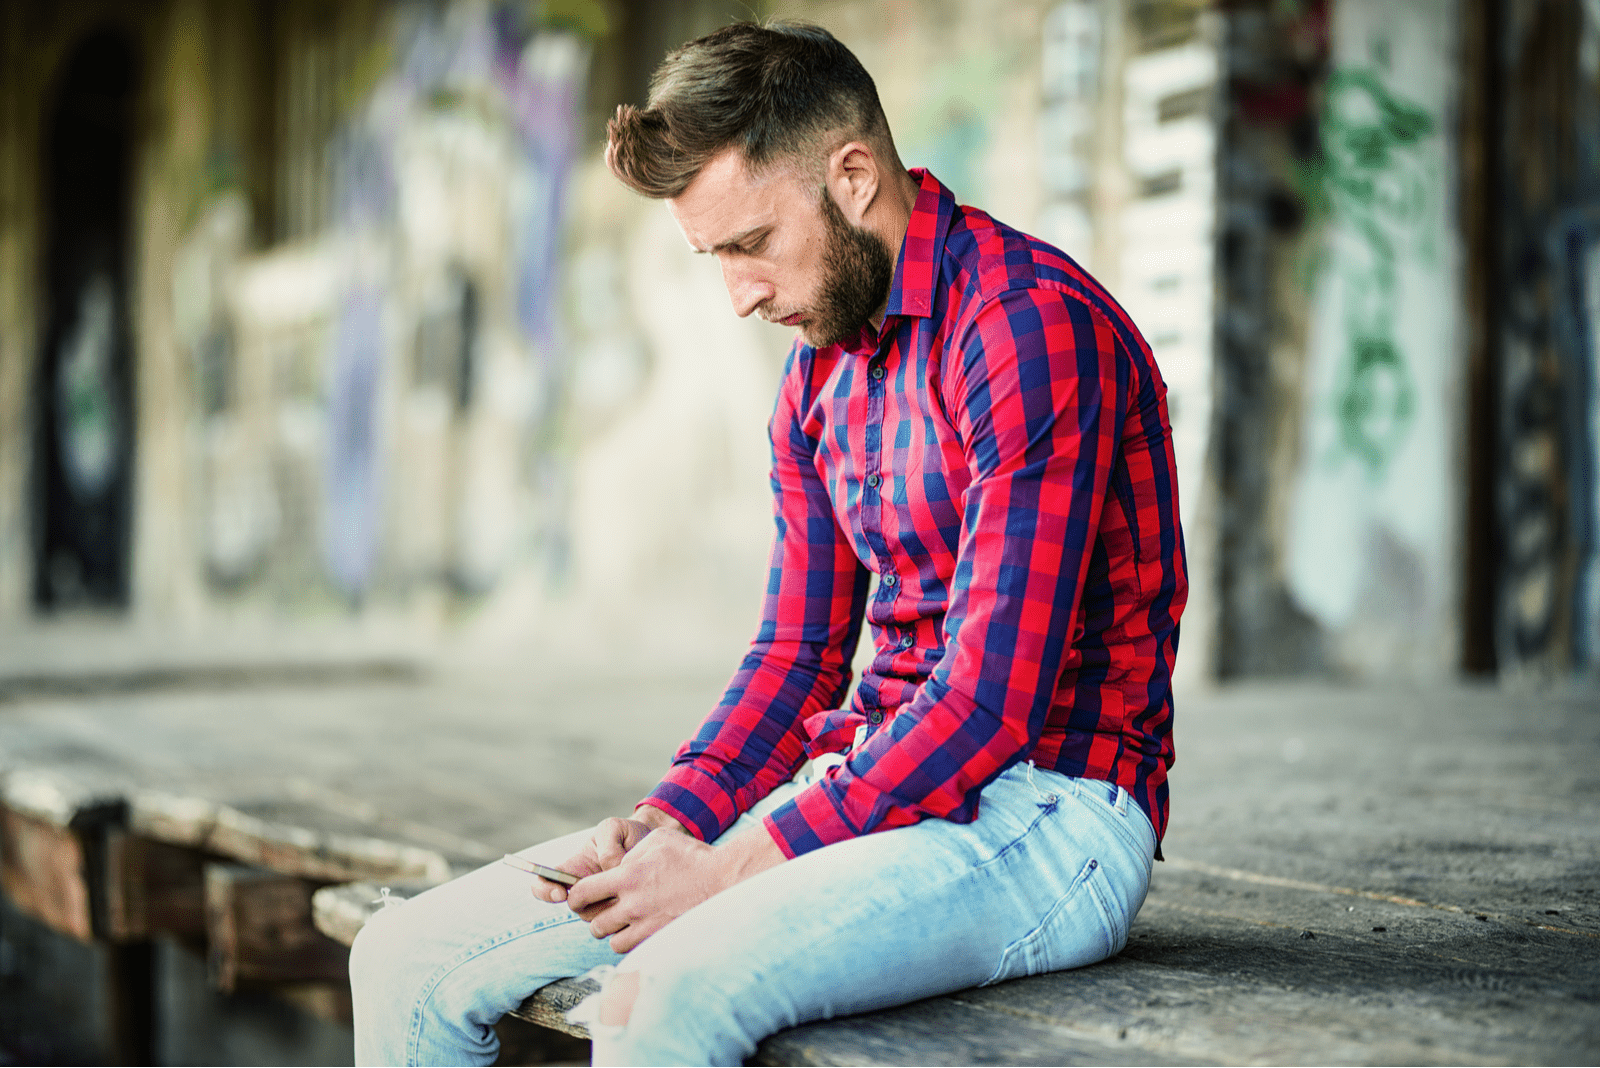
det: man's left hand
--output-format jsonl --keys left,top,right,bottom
{"left": 563, "top": 825, "right": 786, "bottom": 953}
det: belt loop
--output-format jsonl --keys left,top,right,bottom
{"left": 1111, "top": 783, "right": 1127, "bottom": 813}
{"left": 1025, "top": 760, "right": 1059, "bottom": 804}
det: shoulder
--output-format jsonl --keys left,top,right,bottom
{"left": 940, "top": 205, "right": 1148, "bottom": 357}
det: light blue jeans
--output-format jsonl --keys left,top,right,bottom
{"left": 349, "top": 759, "right": 1156, "bottom": 1066}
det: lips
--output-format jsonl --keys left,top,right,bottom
{"left": 759, "top": 303, "right": 805, "bottom": 327}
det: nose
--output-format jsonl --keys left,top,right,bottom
{"left": 719, "top": 257, "right": 774, "bottom": 319}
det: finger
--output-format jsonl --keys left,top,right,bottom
{"left": 587, "top": 904, "right": 631, "bottom": 940}
{"left": 565, "top": 867, "right": 623, "bottom": 913}
{"left": 585, "top": 891, "right": 641, "bottom": 937}
{"left": 609, "top": 914, "right": 663, "bottom": 954}
{"left": 571, "top": 897, "right": 612, "bottom": 922}
{"left": 531, "top": 877, "right": 568, "bottom": 903}
{"left": 558, "top": 852, "right": 604, "bottom": 879}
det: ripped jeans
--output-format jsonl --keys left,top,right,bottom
{"left": 348, "top": 759, "right": 1157, "bottom": 1066}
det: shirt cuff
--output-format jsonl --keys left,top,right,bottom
{"left": 640, "top": 763, "right": 741, "bottom": 843}
{"left": 760, "top": 780, "right": 862, "bottom": 858}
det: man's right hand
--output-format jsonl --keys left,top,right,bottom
{"left": 531, "top": 807, "right": 685, "bottom": 903}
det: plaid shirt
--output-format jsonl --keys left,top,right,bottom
{"left": 642, "top": 170, "right": 1187, "bottom": 857}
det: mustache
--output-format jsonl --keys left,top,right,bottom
{"left": 758, "top": 304, "right": 802, "bottom": 324}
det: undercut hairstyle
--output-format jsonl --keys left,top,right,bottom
{"left": 607, "top": 20, "right": 894, "bottom": 199}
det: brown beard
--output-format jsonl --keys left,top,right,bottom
{"left": 805, "top": 188, "right": 896, "bottom": 349}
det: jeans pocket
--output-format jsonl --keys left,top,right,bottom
{"left": 1075, "top": 780, "right": 1157, "bottom": 863}
{"left": 982, "top": 858, "right": 1120, "bottom": 986}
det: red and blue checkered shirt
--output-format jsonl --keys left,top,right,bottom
{"left": 641, "top": 169, "right": 1187, "bottom": 858}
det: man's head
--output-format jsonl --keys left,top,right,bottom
{"left": 607, "top": 21, "right": 914, "bottom": 348}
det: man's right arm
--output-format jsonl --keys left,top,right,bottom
{"left": 636, "top": 342, "right": 870, "bottom": 843}
{"left": 537, "top": 343, "right": 865, "bottom": 900}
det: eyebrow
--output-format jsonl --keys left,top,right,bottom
{"left": 698, "top": 226, "right": 769, "bottom": 255}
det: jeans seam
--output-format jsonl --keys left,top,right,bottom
{"left": 982, "top": 856, "right": 1106, "bottom": 986}
{"left": 1071, "top": 783, "right": 1154, "bottom": 858}
{"left": 973, "top": 799, "right": 1058, "bottom": 872}
{"left": 1079, "top": 861, "right": 1122, "bottom": 952}
{"left": 405, "top": 911, "right": 591, "bottom": 1064}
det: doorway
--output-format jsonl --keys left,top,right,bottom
{"left": 32, "top": 28, "right": 139, "bottom": 610}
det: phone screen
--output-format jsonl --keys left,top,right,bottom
{"left": 501, "top": 854, "right": 579, "bottom": 886}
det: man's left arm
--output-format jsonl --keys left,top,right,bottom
{"left": 762, "top": 287, "right": 1132, "bottom": 855}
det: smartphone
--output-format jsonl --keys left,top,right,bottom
{"left": 501, "top": 853, "right": 580, "bottom": 885}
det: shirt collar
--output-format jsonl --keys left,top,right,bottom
{"left": 834, "top": 168, "right": 954, "bottom": 356}
{"left": 884, "top": 168, "right": 954, "bottom": 322}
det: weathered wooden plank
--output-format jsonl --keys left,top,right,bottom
{"left": 509, "top": 978, "right": 596, "bottom": 1038}
{"left": 0, "top": 804, "right": 93, "bottom": 941}
{"left": 0, "top": 659, "right": 420, "bottom": 704}
{"left": 204, "top": 863, "right": 349, "bottom": 993}
{"left": 309, "top": 878, "right": 442, "bottom": 946}
{"left": 102, "top": 830, "right": 208, "bottom": 941}
{"left": 135, "top": 789, "right": 455, "bottom": 884}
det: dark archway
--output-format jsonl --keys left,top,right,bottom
{"left": 32, "top": 28, "right": 139, "bottom": 610}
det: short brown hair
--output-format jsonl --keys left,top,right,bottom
{"left": 607, "top": 21, "right": 891, "bottom": 199}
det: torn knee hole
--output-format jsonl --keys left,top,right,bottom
{"left": 598, "top": 970, "right": 639, "bottom": 1027}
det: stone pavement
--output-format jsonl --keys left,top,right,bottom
{"left": 0, "top": 638, "right": 1595, "bottom": 1064}
{"left": 1110, "top": 682, "right": 1598, "bottom": 1065}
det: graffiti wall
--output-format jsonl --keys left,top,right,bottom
{"left": 1492, "top": 0, "right": 1600, "bottom": 678}
{"left": 1284, "top": 0, "right": 1463, "bottom": 676}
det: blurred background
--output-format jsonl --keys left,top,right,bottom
{"left": 1, "top": 1, "right": 1598, "bottom": 1064}
{"left": 1, "top": 0, "right": 1592, "bottom": 686}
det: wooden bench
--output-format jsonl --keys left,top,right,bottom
{"left": 1, "top": 757, "right": 1187, "bottom": 1067}
{"left": 6, "top": 678, "right": 1597, "bottom": 1065}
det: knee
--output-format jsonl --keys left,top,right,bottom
{"left": 349, "top": 904, "right": 427, "bottom": 1007}
{"left": 599, "top": 970, "right": 640, "bottom": 1026}
{"left": 589, "top": 964, "right": 758, "bottom": 1067}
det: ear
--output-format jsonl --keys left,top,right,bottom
{"left": 825, "top": 141, "right": 880, "bottom": 226}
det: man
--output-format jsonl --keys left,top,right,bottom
{"left": 351, "top": 20, "right": 1185, "bottom": 1066}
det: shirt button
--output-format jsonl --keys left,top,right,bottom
{"left": 866, "top": 473, "right": 880, "bottom": 488}
{"left": 900, "top": 633, "right": 914, "bottom": 648}
{"left": 867, "top": 709, "right": 884, "bottom": 724}
{"left": 870, "top": 365, "right": 885, "bottom": 380}
{"left": 883, "top": 574, "right": 898, "bottom": 587}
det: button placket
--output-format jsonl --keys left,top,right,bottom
{"left": 862, "top": 352, "right": 892, "bottom": 600}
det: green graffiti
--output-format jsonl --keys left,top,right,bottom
{"left": 1316, "top": 63, "right": 1436, "bottom": 475}
{"left": 1337, "top": 336, "right": 1415, "bottom": 469}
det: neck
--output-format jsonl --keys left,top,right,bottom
{"left": 879, "top": 167, "right": 922, "bottom": 257}
{"left": 868, "top": 167, "right": 922, "bottom": 330}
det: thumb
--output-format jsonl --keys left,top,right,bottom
{"left": 592, "top": 820, "right": 631, "bottom": 869}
